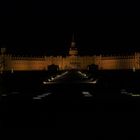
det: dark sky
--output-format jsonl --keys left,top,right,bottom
{"left": 0, "top": 1, "right": 16, "bottom": 16}
{"left": 0, "top": 1, "right": 140, "bottom": 56}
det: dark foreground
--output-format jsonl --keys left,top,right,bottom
{"left": 0, "top": 70, "right": 140, "bottom": 128}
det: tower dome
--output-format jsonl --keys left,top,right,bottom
{"left": 69, "top": 33, "right": 78, "bottom": 56}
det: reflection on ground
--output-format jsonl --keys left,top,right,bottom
{"left": 0, "top": 70, "right": 140, "bottom": 128}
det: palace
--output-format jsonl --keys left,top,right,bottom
{"left": 0, "top": 37, "right": 140, "bottom": 72}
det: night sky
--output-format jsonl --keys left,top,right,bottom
{"left": 0, "top": 1, "right": 140, "bottom": 56}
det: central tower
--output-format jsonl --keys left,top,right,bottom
{"left": 69, "top": 33, "right": 78, "bottom": 56}
{"left": 68, "top": 33, "right": 80, "bottom": 70}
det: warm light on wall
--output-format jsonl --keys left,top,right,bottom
{"left": 1, "top": 53, "right": 140, "bottom": 71}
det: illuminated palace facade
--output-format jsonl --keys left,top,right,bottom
{"left": 0, "top": 38, "right": 140, "bottom": 72}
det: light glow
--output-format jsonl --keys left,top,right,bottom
{"left": 82, "top": 91, "right": 92, "bottom": 97}
{"left": 33, "top": 92, "right": 52, "bottom": 100}
{"left": 89, "top": 79, "right": 98, "bottom": 84}
{"left": 43, "top": 81, "right": 47, "bottom": 84}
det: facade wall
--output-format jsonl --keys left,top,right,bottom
{"left": 1, "top": 53, "right": 140, "bottom": 71}
{"left": 100, "top": 57, "right": 135, "bottom": 70}
{"left": 10, "top": 60, "right": 45, "bottom": 71}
